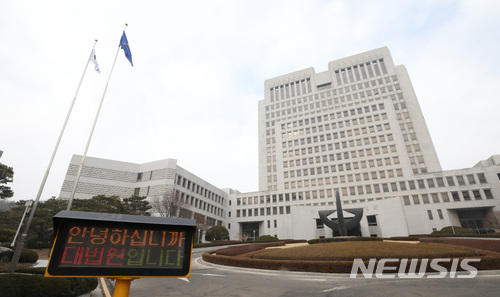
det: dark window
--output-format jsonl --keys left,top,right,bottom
{"left": 367, "top": 215, "right": 378, "bottom": 226}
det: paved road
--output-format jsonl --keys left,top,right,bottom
{"left": 95, "top": 248, "right": 500, "bottom": 297}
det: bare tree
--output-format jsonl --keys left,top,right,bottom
{"left": 150, "top": 194, "right": 184, "bottom": 218}
{"left": 149, "top": 191, "right": 188, "bottom": 218}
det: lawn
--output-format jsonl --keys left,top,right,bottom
{"left": 250, "top": 241, "right": 477, "bottom": 261}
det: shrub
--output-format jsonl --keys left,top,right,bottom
{"left": 308, "top": 237, "right": 383, "bottom": 245}
{"left": 19, "top": 248, "right": 39, "bottom": 263}
{"left": 255, "top": 235, "right": 279, "bottom": 242}
{"left": 194, "top": 240, "right": 243, "bottom": 248}
{"left": 0, "top": 248, "right": 38, "bottom": 264}
{"left": 215, "top": 241, "right": 285, "bottom": 256}
{"left": 0, "top": 227, "right": 16, "bottom": 243}
{"left": 431, "top": 226, "right": 475, "bottom": 235}
{"left": 0, "top": 274, "right": 97, "bottom": 297}
{"left": 205, "top": 226, "right": 229, "bottom": 242}
{"left": 420, "top": 238, "right": 500, "bottom": 252}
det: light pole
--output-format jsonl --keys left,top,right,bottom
{"left": 197, "top": 224, "right": 203, "bottom": 243}
{"left": 253, "top": 230, "right": 256, "bottom": 241}
{"left": 10, "top": 200, "right": 33, "bottom": 247}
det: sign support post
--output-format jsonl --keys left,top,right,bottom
{"left": 113, "top": 278, "right": 134, "bottom": 297}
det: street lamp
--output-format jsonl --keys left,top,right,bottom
{"left": 197, "top": 224, "right": 203, "bottom": 244}
{"left": 11, "top": 200, "right": 33, "bottom": 247}
{"left": 253, "top": 230, "right": 256, "bottom": 241}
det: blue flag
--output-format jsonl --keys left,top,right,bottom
{"left": 120, "top": 31, "right": 133, "bottom": 66}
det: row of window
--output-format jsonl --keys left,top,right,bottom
{"left": 281, "top": 118, "right": 390, "bottom": 146}
{"left": 266, "top": 90, "right": 392, "bottom": 119}
{"left": 269, "top": 78, "right": 312, "bottom": 102}
{"left": 175, "top": 190, "right": 224, "bottom": 217}
{"left": 234, "top": 189, "right": 495, "bottom": 220}
{"left": 334, "top": 59, "right": 389, "bottom": 86}
{"left": 280, "top": 119, "right": 391, "bottom": 143}
{"left": 281, "top": 133, "right": 397, "bottom": 161}
{"left": 234, "top": 206, "right": 291, "bottom": 218}
{"left": 264, "top": 73, "right": 401, "bottom": 129}
{"left": 236, "top": 173, "right": 491, "bottom": 207}
{"left": 284, "top": 155, "right": 402, "bottom": 172}
{"left": 403, "top": 189, "right": 494, "bottom": 206}
{"left": 268, "top": 67, "right": 395, "bottom": 112}
{"left": 176, "top": 175, "right": 224, "bottom": 205}
{"left": 285, "top": 166, "right": 404, "bottom": 182}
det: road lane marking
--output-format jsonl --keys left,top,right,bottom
{"left": 297, "top": 278, "right": 326, "bottom": 282}
{"left": 100, "top": 277, "right": 112, "bottom": 297}
{"left": 322, "top": 286, "right": 350, "bottom": 292}
{"left": 202, "top": 273, "right": 226, "bottom": 277}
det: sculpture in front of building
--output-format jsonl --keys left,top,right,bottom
{"left": 318, "top": 191, "right": 363, "bottom": 236}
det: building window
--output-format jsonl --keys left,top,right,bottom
{"left": 367, "top": 215, "right": 378, "bottom": 226}
{"left": 422, "top": 194, "right": 430, "bottom": 204}
{"left": 467, "top": 174, "right": 476, "bottom": 184}
{"left": 412, "top": 195, "right": 420, "bottom": 205}
{"left": 316, "top": 219, "right": 324, "bottom": 229}
{"left": 403, "top": 196, "right": 411, "bottom": 205}
{"left": 484, "top": 189, "right": 494, "bottom": 199}
{"left": 437, "top": 209, "right": 444, "bottom": 220}
{"left": 137, "top": 173, "right": 143, "bottom": 181}
{"left": 477, "top": 173, "right": 488, "bottom": 184}
{"left": 427, "top": 210, "right": 434, "bottom": 220}
{"left": 134, "top": 188, "right": 140, "bottom": 196}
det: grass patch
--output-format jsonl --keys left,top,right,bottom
{"left": 250, "top": 241, "right": 476, "bottom": 261}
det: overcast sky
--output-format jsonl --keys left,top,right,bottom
{"left": 2, "top": 0, "right": 499, "bottom": 202}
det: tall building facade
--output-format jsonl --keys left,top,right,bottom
{"left": 258, "top": 47, "right": 441, "bottom": 193}
{"left": 59, "top": 47, "right": 500, "bottom": 241}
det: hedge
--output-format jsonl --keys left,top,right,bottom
{"left": 215, "top": 241, "right": 286, "bottom": 256}
{"left": 0, "top": 274, "right": 98, "bottom": 297}
{"left": 203, "top": 250, "right": 500, "bottom": 273}
{"left": 308, "top": 237, "right": 383, "bottom": 245}
{"left": 19, "top": 248, "right": 39, "bottom": 263}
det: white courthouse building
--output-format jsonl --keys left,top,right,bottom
{"left": 59, "top": 47, "right": 500, "bottom": 240}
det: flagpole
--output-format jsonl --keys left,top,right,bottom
{"left": 8, "top": 40, "right": 98, "bottom": 273}
{"left": 67, "top": 25, "right": 129, "bottom": 210}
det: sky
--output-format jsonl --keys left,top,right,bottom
{"left": 1, "top": 0, "right": 499, "bottom": 202}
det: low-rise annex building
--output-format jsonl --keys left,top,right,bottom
{"left": 59, "top": 155, "right": 227, "bottom": 229}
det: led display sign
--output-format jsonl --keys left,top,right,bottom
{"left": 45, "top": 211, "right": 196, "bottom": 278}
